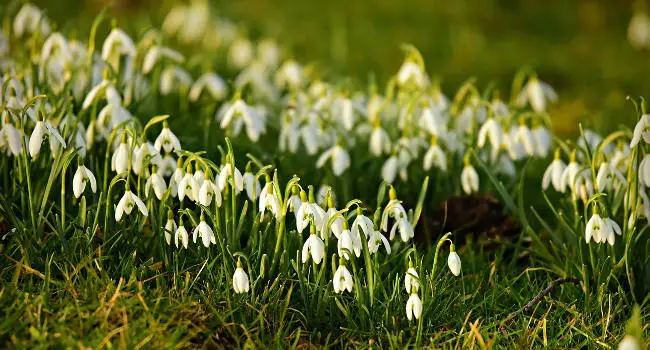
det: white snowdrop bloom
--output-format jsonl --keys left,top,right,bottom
{"left": 337, "top": 97, "right": 357, "bottom": 131}
{"left": 542, "top": 157, "right": 566, "bottom": 191}
{"left": 338, "top": 228, "right": 361, "bottom": 259}
{"left": 243, "top": 172, "right": 261, "bottom": 201}
{"left": 13, "top": 4, "right": 50, "bottom": 38}
{"left": 504, "top": 128, "right": 526, "bottom": 160}
{"left": 448, "top": 246, "right": 462, "bottom": 276}
{"left": 492, "top": 99, "right": 509, "bottom": 117}
{"left": 154, "top": 126, "right": 181, "bottom": 153}
{"left": 192, "top": 220, "right": 216, "bottom": 247}
{"left": 515, "top": 124, "right": 536, "bottom": 156}
{"left": 164, "top": 217, "right": 176, "bottom": 246}
{"left": 0, "top": 123, "right": 23, "bottom": 156}
{"left": 333, "top": 264, "right": 354, "bottom": 293}
{"left": 381, "top": 197, "right": 407, "bottom": 232}
{"left": 175, "top": 223, "right": 189, "bottom": 249}
{"left": 145, "top": 171, "right": 167, "bottom": 200}
{"left": 630, "top": 114, "right": 650, "bottom": 148}
{"left": 578, "top": 129, "right": 607, "bottom": 154}
{"left": 220, "top": 99, "right": 266, "bottom": 142}
{"left": 233, "top": 263, "right": 250, "bottom": 294}
{"left": 628, "top": 11, "right": 650, "bottom": 50}
{"left": 178, "top": 171, "right": 199, "bottom": 202}
{"left": 368, "top": 230, "right": 391, "bottom": 255}
{"left": 159, "top": 66, "right": 193, "bottom": 95}
{"left": 317, "top": 184, "right": 334, "bottom": 207}
{"left": 41, "top": 32, "right": 71, "bottom": 62}
{"left": 198, "top": 177, "right": 221, "bottom": 207}
{"left": 29, "top": 121, "right": 66, "bottom": 158}
{"left": 101, "top": 28, "right": 135, "bottom": 72}
{"left": 573, "top": 169, "right": 594, "bottom": 204}
{"left": 321, "top": 207, "right": 344, "bottom": 239}
{"left": 96, "top": 104, "right": 133, "bottom": 140}
{"left": 115, "top": 190, "right": 148, "bottom": 222}
{"left": 420, "top": 106, "right": 447, "bottom": 137}
{"left": 169, "top": 164, "right": 184, "bottom": 197}
{"left": 369, "top": 125, "right": 391, "bottom": 156}
{"left": 404, "top": 267, "right": 419, "bottom": 293}
{"left": 72, "top": 165, "right": 97, "bottom": 198}
{"left": 388, "top": 218, "right": 414, "bottom": 242}
{"left": 257, "top": 38, "right": 280, "bottom": 68}
{"left": 517, "top": 77, "right": 557, "bottom": 113}
{"left": 461, "top": 164, "right": 479, "bottom": 194}
{"left": 259, "top": 182, "right": 281, "bottom": 219}
{"left": 163, "top": 0, "right": 209, "bottom": 44}
{"left": 561, "top": 160, "right": 581, "bottom": 193}
{"left": 229, "top": 37, "right": 254, "bottom": 69}
{"left": 596, "top": 162, "right": 626, "bottom": 193}
{"left": 189, "top": 73, "right": 227, "bottom": 101}
{"left": 275, "top": 60, "right": 303, "bottom": 89}
{"left": 618, "top": 335, "right": 640, "bottom": 350}
{"left": 302, "top": 233, "right": 325, "bottom": 264}
{"left": 218, "top": 164, "right": 244, "bottom": 194}
{"left": 604, "top": 217, "right": 622, "bottom": 245}
{"left": 477, "top": 118, "right": 503, "bottom": 159}
{"left": 132, "top": 142, "right": 162, "bottom": 175}
{"left": 351, "top": 212, "right": 374, "bottom": 239}
{"left": 142, "top": 46, "right": 184, "bottom": 74}
{"left": 405, "top": 293, "right": 422, "bottom": 321}
{"left": 382, "top": 155, "right": 399, "bottom": 184}
{"left": 300, "top": 124, "right": 321, "bottom": 155}
{"left": 279, "top": 118, "right": 300, "bottom": 153}
{"left": 316, "top": 145, "right": 351, "bottom": 176}
{"left": 532, "top": 125, "right": 552, "bottom": 157}
{"left": 397, "top": 61, "right": 426, "bottom": 89}
{"left": 423, "top": 141, "right": 447, "bottom": 171}
{"left": 82, "top": 80, "right": 122, "bottom": 110}
{"left": 585, "top": 213, "right": 604, "bottom": 244}
{"left": 111, "top": 142, "right": 130, "bottom": 174}
{"left": 639, "top": 155, "right": 650, "bottom": 188}
{"left": 296, "top": 200, "right": 326, "bottom": 233}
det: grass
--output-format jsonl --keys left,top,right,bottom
{"left": 1, "top": 0, "right": 649, "bottom": 348}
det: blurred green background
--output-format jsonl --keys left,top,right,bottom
{"left": 24, "top": 0, "right": 650, "bottom": 133}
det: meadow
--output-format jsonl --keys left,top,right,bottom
{"left": 0, "top": 1, "right": 649, "bottom": 348}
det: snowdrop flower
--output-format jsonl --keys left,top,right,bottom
{"left": 228, "top": 37, "right": 253, "bottom": 69}
{"left": 420, "top": 106, "right": 446, "bottom": 137}
{"left": 132, "top": 142, "right": 161, "bottom": 175}
{"left": 178, "top": 167, "right": 199, "bottom": 202}
{"left": 423, "top": 138, "right": 447, "bottom": 171}
{"left": 542, "top": 151, "right": 566, "bottom": 191}
{"left": 585, "top": 211, "right": 604, "bottom": 244}
{"left": 198, "top": 174, "right": 221, "bottom": 207}
{"left": 321, "top": 205, "right": 344, "bottom": 239}
{"left": 461, "top": 161, "right": 479, "bottom": 195}
{"left": 145, "top": 169, "right": 167, "bottom": 200}
{"left": 351, "top": 209, "right": 375, "bottom": 239}
{"left": 369, "top": 125, "right": 391, "bottom": 156}
{"left": 517, "top": 76, "right": 557, "bottom": 113}
{"left": 532, "top": 125, "right": 552, "bottom": 157}
{"left": 41, "top": 32, "right": 72, "bottom": 64}
{"left": 164, "top": 214, "right": 176, "bottom": 246}
{"left": 338, "top": 227, "right": 361, "bottom": 259}
{"left": 115, "top": 190, "right": 148, "bottom": 222}
{"left": 628, "top": 11, "right": 650, "bottom": 50}
{"left": 302, "top": 231, "right": 325, "bottom": 264}
{"left": 515, "top": 124, "right": 536, "bottom": 156}
{"left": 72, "top": 164, "right": 97, "bottom": 198}
{"left": 296, "top": 190, "right": 326, "bottom": 233}
{"left": 381, "top": 155, "right": 399, "bottom": 184}
{"left": 274, "top": 60, "right": 303, "bottom": 89}
{"left": 29, "top": 120, "right": 66, "bottom": 158}
{"left": 233, "top": 260, "right": 250, "bottom": 294}
{"left": 300, "top": 123, "right": 321, "bottom": 155}
{"left": 162, "top": 0, "right": 210, "bottom": 44}
{"left": 630, "top": 114, "right": 650, "bottom": 148}
{"left": 159, "top": 66, "right": 193, "bottom": 95}
{"left": 218, "top": 163, "right": 244, "bottom": 194}
{"left": 13, "top": 4, "right": 50, "bottom": 38}
{"left": 175, "top": 220, "right": 189, "bottom": 249}
{"left": 405, "top": 292, "right": 422, "bottom": 321}
{"left": 154, "top": 123, "right": 181, "bottom": 153}
{"left": 618, "top": 335, "right": 640, "bottom": 350}
{"left": 220, "top": 99, "right": 266, "bottom": 142}
{"left": 82, "top": 79, "right": 121, "bottom": 110}
{"left": 189, "top": 73, "right": 227, "bottom": 101}
{"left": 448, "top": 245, "right": 462, "bottom": 276}
{"left": 404, "top": 266, "right": 420, "bottom": 293}
{"left": 397, "top": 61, "right": 426, "bottom": 89}
{"left": 596, "top": 162, "right": 626, "bottom": 193}
{"left": 638, "top": 154, "right": 650, "bottom": 188}
{"left": 333, "top": 263, "right": 354, "bottom": 293}
{"left": 101, "top": 28, "right": 135, "bottom": 72}
{"left": 111, "top": 141, "right": 130, "bottom": 174}
{"left": 142, "top": 46, "right": 184, "bottom": 74}
{"left": 243, "top": 171, "right": 261, "bottom": 200}
{"left": 0, "top": 122, "right": 23, "bottom": 156}
{"left": 381, "top": 190, "right": 413, "bottom": 242}
{"left": 367, "top": 230, "right": 391, "bottom": 254}
{"left": 477, "top": 117, "right": 503, "bottom": 160}
{"left": 603, "top": 217, "right": 622, "bottom": 245}
{"left": 259, "top": 182, "right": 281, "bottom": 220}
{"left": 193, "top": 217, "right": 216, "bottom": 247}
{"left": 561, "top": 157, "right": 581, "bottom": 193}
{"left": 316, "top": 145, "right": 351, "bottom": 176}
